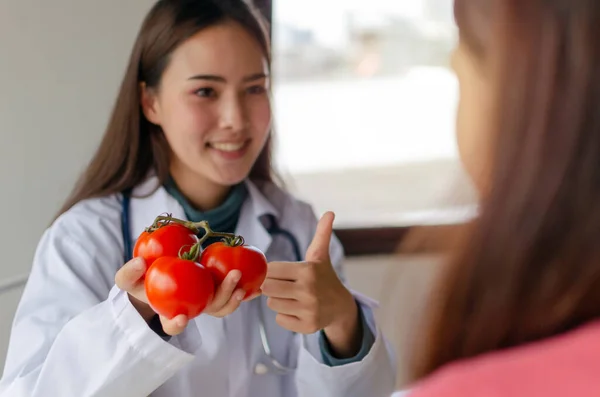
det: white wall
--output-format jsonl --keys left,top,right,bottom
{"left": 0, "top": 286, "right": 24, "bottom": 373}
{"left": 0, "top": 0, "right": 157, "bottom": 280}
{"left": 0, "top": 0, "right": 156, "bottom": 370}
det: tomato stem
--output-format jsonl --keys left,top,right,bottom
{"left": 191, "top": 221, "right": 244, "bottom": 250}
{"left": 181, "top": 243, "right": 202, "bottom": 261}
{"left": 146, "top": 214, "right": 200, "bottom": 234}
{"left": 225, "top": 235, "right": 245, "bottom": 247}
{"left": 147, "top": 215, "right": 245, "bottom": 261}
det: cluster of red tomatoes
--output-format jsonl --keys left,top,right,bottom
{"left": 132, "top": 216, "right": 268, "bottom": 320}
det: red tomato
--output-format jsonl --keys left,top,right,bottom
{"left": 199, "top": 242, "right": 268, "bottom": 298}
{"left": 144, "top": 257, "right": 215, "bottom": 319}
{"left": 133, "top": 223, "right": 197, "bottom": 267}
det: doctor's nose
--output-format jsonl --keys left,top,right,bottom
{"left": 218, "top": 95, "right": 247, "bottom": 133}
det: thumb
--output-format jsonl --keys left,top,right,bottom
{"left": 305, "top": 211, "right": 335, "bottom": 263}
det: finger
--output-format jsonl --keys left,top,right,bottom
{"left": 211, "top": 289, "right": 245, "bottom": 317}
{"left": 267, "top": 297, "right": 300, "bottom": 316}
{"left": 115, "top": 257, "right": 147, "bottom": 293}
{"left": 275, "top": 313, "right": 303, "bottom": 333}
{"left": 261, "top": 279, "right": 297, "bottom": 299}
{"left": 243, "top": 290, "right": 262, "bottom": 302}
{"left": 266, "top": 261, "right": 300, "bottom": 281}
{"left": 208, "top": 270, "right": 241, "bottom": 311}
{"left": 305, "top": 212, "right": 335, "bottom": 263}
{"left": 159, "top": 314, "right": 188, "bottom": 336}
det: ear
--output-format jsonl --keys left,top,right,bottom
{"left": 140, "top": 82, "right": 161, "bottom": 125}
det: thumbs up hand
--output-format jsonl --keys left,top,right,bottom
{"left": 261, "top": 212, "right": 362, "bottom": 358}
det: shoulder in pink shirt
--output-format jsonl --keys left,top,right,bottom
{"left": 406, "top": 320, "right": 600, "bottom": 397}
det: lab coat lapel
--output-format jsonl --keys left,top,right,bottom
{"left": 235, "top": 181, "right": 277, "bottom": 254}
{"left": 128, "top": 176, "right": 188, "bottom": 239}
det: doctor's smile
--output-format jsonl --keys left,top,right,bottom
{"left": 206, "top": 138, "right": 253, "bottom": 161}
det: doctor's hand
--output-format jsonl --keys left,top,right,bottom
{"left": 115, "top": 259, "right": 261, "bottom": 334}
{"left": 261, "top": 212, "right": 363, "bottom": 359}
{"left": 115, "top": 257, "right": 189, "bottom": 336}
{"left": 202, "top": 270, "right": 261, "bottom": 318}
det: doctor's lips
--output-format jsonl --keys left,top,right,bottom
{"left": 134, "top": 213, "right": 267, "bottom": 320}
{"left": 208, "top": 140, "right": 247, "bottom": 151}
{"left": 206, "top": 139, "right": 251, "bottom": 159}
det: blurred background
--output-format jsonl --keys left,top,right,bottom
{"left": 0, "top": 0, "right": 475, "bottom": 387}
{"left": 270, "top": 0, "right": 475, "bottom": 228}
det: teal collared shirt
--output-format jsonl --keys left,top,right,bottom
{"left": 163, "top": 177, "right": 247, "bottom": 237}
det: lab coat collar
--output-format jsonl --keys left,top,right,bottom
{"left": 129, "top": 176, "right": 188, "bottom": 238}
{"left": 243, "top": 179, "right": 279, "bottom": 219}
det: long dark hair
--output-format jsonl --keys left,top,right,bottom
{"left": 56, "top": 0, "right": 275, "bottom": 218}
{"left": 411, "top": 0, "right": 600, "bottom": 380}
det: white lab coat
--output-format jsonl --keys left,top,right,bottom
{"left": 0, "top": 176, "right": 396, "bottom": 397}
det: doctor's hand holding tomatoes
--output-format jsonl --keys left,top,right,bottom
{"left": 116, "top": 256, "right": 260, "bottom": 336}
{"left": 115, "top": 216, "right": 267, "bottom": 336}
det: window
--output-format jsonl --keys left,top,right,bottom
{"left": 270, "top": 0, "right": 476, "bottom": 228}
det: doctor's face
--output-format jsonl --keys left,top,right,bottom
{"left": 141, "top": 20, "right": 272, "bottom": 188}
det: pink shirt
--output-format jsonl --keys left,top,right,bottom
{"left": 406, "top": 320, "right": 600, "bottom": 397}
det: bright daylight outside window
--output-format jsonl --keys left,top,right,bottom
{"left": 270, "top": 0, "right": 476, "bottom": 228}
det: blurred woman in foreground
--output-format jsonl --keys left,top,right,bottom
{"left": 407, "top": 0, "right": 600, "bottom": 395}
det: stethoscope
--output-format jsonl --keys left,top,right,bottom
{"left": 121, "top": 191, "right": 301, "bottom": 375}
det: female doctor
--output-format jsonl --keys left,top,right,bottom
{"left": 0, "top": 0, "right": 395, "bottom": 396}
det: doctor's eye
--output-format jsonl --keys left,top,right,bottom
{"left": 246, "top": 85, "right": 267, "bottom": 95}
{"left": 195, "top": 87, "right": 217, "bottom": 98}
